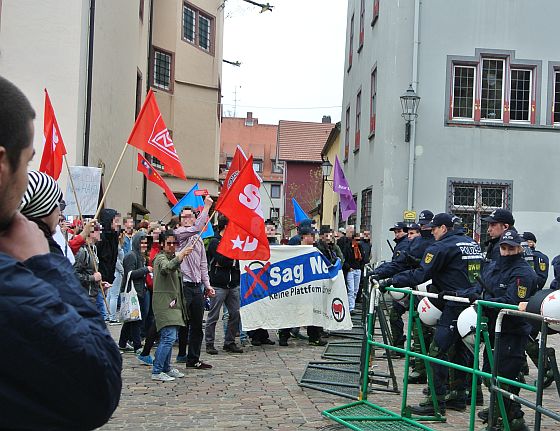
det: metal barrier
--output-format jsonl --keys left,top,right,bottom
{"left": 322, "top": 282, "right": 560, "bottom": 431}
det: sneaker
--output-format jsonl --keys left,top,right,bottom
{"left": 186, "top": 361, "right": 212, "bottom": 370}
{"left": 308, "top": 339, "right": 328, "bottom": 347}
{"left": 119, "top": 343, "right": 134, "bottom": 353}
{"left": 407, "top": 371, "right": 427, "bottom": 384}
{"left": 109, "top": 320, "right": 121, "bottom": 326}
{"left": 223, "top": 343, "right": 244, "bottom": 353}
{"left": 206, "top": 345, "right": 219, "bottom": 355}
{"left": 166, "top": 368, "right": 185, "bottom": 378}
{"left": 151, "top": 372, "right": 175, "bottom": 382}
{"left": 137, "top": 355, "right": 154, "bottom": 366}
{"left": 175, "top": 355, "right": 187, "bottom": 363}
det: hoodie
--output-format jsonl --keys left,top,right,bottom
{"left": 122, "top": 231, "right": 149, "bottom": 297}
{"left": 97, "top": 209, "right": 119, "bottom": 283}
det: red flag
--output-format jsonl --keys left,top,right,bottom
{"left": 137, "top": 153, "right": 178, "bottom": 205}
{"left": 223, "top": 146, "right": 246, "bottom": 192}
{"left": 127, "top": 90, "right": 186, "bottom": 179}
{"left": 217, "top": 221, "right": 270, "bottom": 261}
{"left": 215, "top": 155, "right": 269, "bottom": 260}
{"left": 40, "top": 89, "right": 67, "bottom": 180}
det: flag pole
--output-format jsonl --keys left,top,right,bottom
{"left": 94, "top": 143, "right": 129, "bottom": 220}
{"left": 64, "top": 156, "right": 110, "bottom": 311}
{"left": 157, "top": 207, "right": 174, "bottom": 224}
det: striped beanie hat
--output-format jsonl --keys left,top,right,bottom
{"left": 19, "top": 170, "right": 63, "bottom": 218}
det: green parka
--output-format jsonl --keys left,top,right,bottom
{"left": 152, "top": 251, "right": 188, "bottom": 331}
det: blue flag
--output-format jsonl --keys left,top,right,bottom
{"left": 171, "top": 183, "right": 214, "bottom": 239}
{"left": 292, "top": 198, "right": 310, "bottom": 225}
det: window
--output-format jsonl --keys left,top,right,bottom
{"left": 452, "top": 65, "right": 476, "bottom": 119}
{"left": 370, "top": 67, "right": 377, "bottom": 135}
{"left": 152, "top": 48, "right": 173, "bottom": 92}
{"left": 344, "top": 106, "right": 350, "bottom": 160}
{"left": 271, "top": 184, "right": 281, "bottom": 199}
{"left": 182, "top": 3, "right": 214, "bottom": 54}
{"left": 355, "top": 90, "right": 361, "bottom": 151}
{"left": 554, "top": 70, "right": 560, "bottom": 124}
{"left": 270, "top": 207, "right": 280, "bottom": 221}
{"left": 245, "top": 119, "right": 254, "bottom": 127}
{"left": 481, "top": 59, "right": 504, "bottom": 120}
{"left": 360, "top": 187, "right": 372, "bottom": 231}
{"left": 348, "top": 14, "right": 354, "bottom": 71}
{"left": 372, "top": 0, "right": 379, "bottom": 25}
{"left": 358, "top": 0, "right": 365, "bottom": 50}
{"left": 449, "top": 52, "right": 538, "bottom": 125}
{"left": 253, "top": 159, "right": 262, "bottom": 173}
{"left": 226, "top": 157, "right": 233, "bottom": 169}
{"left": 447, "top": 179, "right": 512, "bottom": 245}
{"left": 272, "top": 160, "right": 284, "bottom": 174}
{"left": 151, "top": 155, "right": 164, "bottom": 170}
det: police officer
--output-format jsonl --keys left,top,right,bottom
{"left": 370, "top": 221, "right": 411, "bottom": 352}
{"left": 483, "top": 209, "right": 515, "bottom": 264}
{"left": 379, "top": 213, "right": 483, "bottom": 414}
{"left": 522, "top": 232, "right": 549, "bottom": 290}
{"left": 477, "top": 230, "right": 536, "bottom": 431}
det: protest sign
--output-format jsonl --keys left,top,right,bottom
{"left": 64, "top": 166, "right": 102, "bottom": 216}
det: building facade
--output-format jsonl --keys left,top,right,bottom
{"left": 219, "top": 112, "right": 283, "bottom": 225}
{"left": 320, "top": 123, "right": 341, "bottom": 229}
{"left": 341, "top": 0, "right": 560, "bottom": 280}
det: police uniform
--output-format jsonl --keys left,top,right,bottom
{"left": 480, "top": 230, "right": 537, "bottom": 430}
{"left": 522, "top": 232, "right": 549, "bottom": 290}
{"left": 372, "top": 222, "right": 411, "bottom": 348}
{"left": 389, "top": 213, "right": 483, "bottom": 414}
{"left": 482, "top": 209, "right": 515, "bottom": 267}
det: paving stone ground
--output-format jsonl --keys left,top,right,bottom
{"left": 100, "top": 310, "right": 560, "bottom": 430}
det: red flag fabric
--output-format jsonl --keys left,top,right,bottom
{"left": 137, "top": 153, "right": 178, "bottom": 205}
{"left": 222, "top": 146, "right": 246, "bottom": 193}
{"left": 217, "top": 221, "right": 270, "bottom": 261}
{"left": 40, "top": 89, "right": 67, "bottom": 180}
{"left": 215, "top": 155, "right": 269, "bottom": 260}
{"left": 127, "top": 90, "right": 186, "bottom": 179}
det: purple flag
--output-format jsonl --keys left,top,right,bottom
{"left": 333, "top": 156, "right": 357, "bottom": 221}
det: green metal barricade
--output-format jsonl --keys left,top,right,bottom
{"left": 323, "top": 284, "right": 545, "bottom": 431}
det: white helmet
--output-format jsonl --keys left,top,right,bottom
{"left": 540, "top": 290, "right": 560, "bottom": 332}
{"left": 417, "top": 280, "right": 432, "bottom": 293}
{"left": 417, "top": 297, "right": 442, "bottom": 326}
{"left": 457, "top": 306, "right": 478, "bottom": 348}
{"left": 389, "top": 287, "right": 411, "bottom": 304}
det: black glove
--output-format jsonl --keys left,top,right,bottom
{"left": 405, "top": 253, "right": 421, "bottom": 268}
{"left": 377, "top": 278, "right": 393, "bottom": 293}
{"left": 466, "top": 292, "right": 480, "bottom": 304}
{"left": 437, "top": 290, "right": 456, "bottom": 300}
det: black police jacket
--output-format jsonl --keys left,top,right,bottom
{"left": 480, "top": 254, "right": 537, "bottom": 335}
{"left": 373, "top": 236, "right": 411, "bottom": 278}
{"left": 392, "top": 229, "right": 483, "bottom": 302}
{"left": 531, "top": 249, "right": 549, "bottom": 290}
{"left": 406, "top": 232, "right": 435, "bottom": 268}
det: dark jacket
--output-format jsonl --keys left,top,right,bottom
{"left": 288, "top": 234, "right": 301, "bottom": 245}
{"left": 530, "top": 248, "right": 549, "bottom": 290}
{"left": 73, "top": 243, "right": 99, "bottom": 300}
{"left": 97, "top": 209, "right": 119, "bottom": 283}
{"left": 392, "top": 229, "right": 483, "bottom": 301}
{"left": 479, "top": 253, "right": 537, "bottom": 335}
{"left": 484, "top": 236, "right": 501, "bottom": 266}
{"left": 359, "top": 240, "right": 372, "bottom": 265}
{"left": 0, "top": 252, "right": 122, "bottom": 430}
{"left": 551, "top": 255, "right": 560, "bottom": 290}
{"left": 207, "top": 232, "right": 240, "bottom": 288}
{"left": 341, "top": 239, "right": 363, "bottom": 271}
{"left": 316, "top": 240, "right": 344, "bottom": 266}
{"left": 29, "top": 217, "right": 63, "bottom": 255}
{"left": 122, "top": 231, "right": 149, "bottom": 297}
{"left": 373, "top": 236, "right": 411, "bottom": 278}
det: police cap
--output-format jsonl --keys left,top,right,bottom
{"left": 427, "top": 213, "right": 454, "bottom": 228}
{"left": 418, "top": 210, "right": 434, "bottom": 226}
{"left": 499, "top": 229, "right": 522, "bottom": 246}
{"left": 482, "top": 209, "right": 515, "bottom": 226}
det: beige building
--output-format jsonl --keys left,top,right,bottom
{"left": 0, "top": 0, "right": 223, "bottom": 221}
{"left": 147, "top": 0, "right": 223, "bottom": 220}
{"left": 320, "top": 122, "right": 341, "bottom": 229}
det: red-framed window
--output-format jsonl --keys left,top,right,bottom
{"left": 348, "top": 14, "right": 354, "bottom": 71}
{"left": 151, "top": 47, "right": 174, "bottom": 93}
{"left": 355, "top": 90, "right": 361, "bottom": 152}
{"left": 344, "top": 106, "right": 350, "bottom": 160}
{"left": 370, "top": 67, "right": 377, "bottom": 135}
{"left": 372, "top": 0, "right": 379, "bottom": 26}
{"left": 358, "top": 0, "right": 365, "bottom": 50}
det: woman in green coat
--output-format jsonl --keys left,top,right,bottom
{"left": 151, "top": 231, "right": 193, "bottom": 382}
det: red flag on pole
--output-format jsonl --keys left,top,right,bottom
{"left": 137, "top": 153, "right": 178, "bottom": 205}
{"left": 127, "top": 90, "right": 186, "bottom": 179}
{"left": 40, "top": 89, "right": 67, "bottom": 180}
{"left": 217, "top": 221, "right": 270, "bottom": 261}
{"left": 215, "top": 155, "right": 269, "bottom": 260}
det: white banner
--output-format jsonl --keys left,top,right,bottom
{"left": 240, "top": 245, "right": 352, "bottom": 331}
{"left": 64, "top": 166, "right": 102, "bottom": 216}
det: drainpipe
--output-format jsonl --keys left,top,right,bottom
{"left": 83, "top": 0, "right": 95, "bottom": 166}
{"left": 407, "top": 0, "right": 420, "bottom": 210}
{"left": 142, "top": 0, "right": 154, "bottom": 208}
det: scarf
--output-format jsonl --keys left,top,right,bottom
{"left": 352, "top": 239, "right": 362, "bottom": 261}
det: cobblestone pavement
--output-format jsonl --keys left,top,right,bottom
{"left": 100, "top": 312, "right": 560, "bottom": 430}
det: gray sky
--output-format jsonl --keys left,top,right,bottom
{"left": 221, "top": 0, "right": 347, "bottom": 125}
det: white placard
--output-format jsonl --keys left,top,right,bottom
{"left": 64, "top": 166, "right": 102, "bottom": 216}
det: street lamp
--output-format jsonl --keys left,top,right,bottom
{"left": 400, "top": 84, "right": 420, "bottom": 142}
{"left": 319, "top": 156, "right": 333, "bottom": 227}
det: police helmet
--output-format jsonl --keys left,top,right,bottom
{"left": 389, "top": 287, "right": 411, "bottom": 303}
{"left": 417, "top": 280, "right": 432, "bottom": 292}
{"left": 417, "top": 297, "right": 442, "bottom": 326}
{"left": 526, "top": 289, "right": 560, "bottom": 333}
{"left": 457, "top": 306, "right": 479, "bottom": 348}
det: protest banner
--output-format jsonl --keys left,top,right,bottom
{"left": 240, "top": 245, "right": 352, "bottom": 331}
{"left": 64, "top": 166, "right": 102, "bottom": 216}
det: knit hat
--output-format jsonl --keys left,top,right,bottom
{"left": 19, "top": 170, "right": 63, "bottom": 218}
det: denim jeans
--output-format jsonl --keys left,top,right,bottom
{"left": 96, "top": 291, "right": 107, "bottom": 320}
{"left": 222, "top": 301, "right": 247, "bottom": 343}
{"left": 346, "top": 269, "right": 361, "bottom": 311}
{"left": 108, "top": 275, "right": 121, "bottom": 321}
{"left": 152, "top": 325, "right": 178, "bottom": 374}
